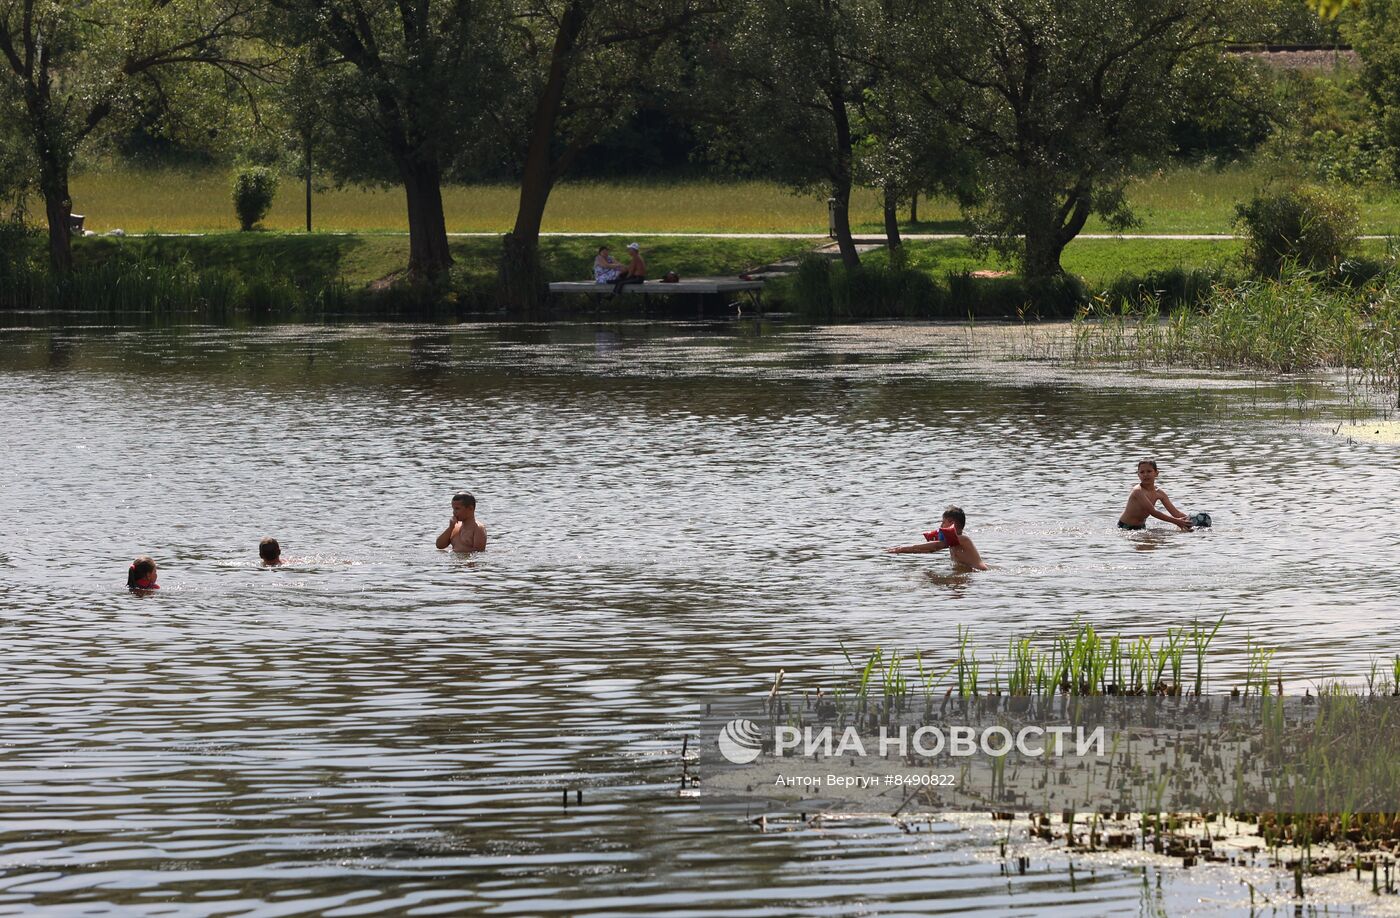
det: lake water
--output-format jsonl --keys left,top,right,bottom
{"left": 1, "top": 318, "right": 1396, "bottom": 915}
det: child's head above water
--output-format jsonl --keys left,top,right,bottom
{"left": 942, "top": 505, "right": 967, "bottom": 533}
{"left": 451, "top": 492, "right": 477, "bottom": 519}
{"left": 259, "top": 537, "right": 281, "bottom": 565}
{"left": 127, "top": 555, "right": 158, "bottom": 591}
{"left": 1137, "top": 459, "right": 1160, "bottom": 483}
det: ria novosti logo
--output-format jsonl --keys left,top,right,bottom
{"left": 716, "top": 720, "right": 1105, "bottom": 763}
{"left": 717, "top": 719, "right": 765, "bottom": 764}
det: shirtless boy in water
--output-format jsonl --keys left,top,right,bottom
{"left": 1118, "top": 460, "right": 1192, "bottom": 531}
{"left": 886, "top": 506, "right": 988, "bottom": 571}
{"left": 436, "top": 492, "right": 488, "bottom": 552}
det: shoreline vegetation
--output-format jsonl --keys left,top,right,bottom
{"left": 3, "top": 168, "right": 1400, "bottom": 393}
{"left": 768, "top": 623, "right": 1400, "bottom": 902}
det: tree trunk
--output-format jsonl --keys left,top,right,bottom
{"left": 401, "top": 157, "right": 452, "bottom": 279}
{"left": 498, "top": 142, "right": 556, "bottom": 309}
{"left": 883, "top": 185, "right": 902, "bottom": 252}
{"left": 497, "top": 0, "right": 591, "bottom": 310}
{"left": 828, "top": 84, "right": 860, "bottom": 269}
{"left": 39, "top": 157, "right": 73, "bottom": 274}
{"left": 1022, "top": 228, "right": 1066, "bottom": 281}
{"left": 909, "top": 191, "right": 919, "bottom": 224}
{"left": 498, "top": 232, "right": 545, "bottom": 312}
{"left": 1021, "top": 182, "right": 1066, "bottom": 281}
{"left": 1022, "top": 184, "right": 1093, "bottom": 282}
{"left": 830, "top": 184, "right": 860, "bottom": 268}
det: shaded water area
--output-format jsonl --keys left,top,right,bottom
{"left": 1, "top": 316, "right": 1397, "bottom": 915}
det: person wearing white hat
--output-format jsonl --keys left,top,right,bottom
{"left": 613, "top": 242, "right": 647, "bottom": 295}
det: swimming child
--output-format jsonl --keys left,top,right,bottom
{"left": 1118, "top": 460, "right": 1193, "bottom": 531}
{"left": 886, "top": 506, "right": 988, "bottom": 570}
{"left": 259, "top": 537, "right": 283, "bottom": 566}
{"left": 127, "top": 556, "right": 159, "bottom": 591}
{"left": 436, "top": 491, "right": 487, "bottom": 553}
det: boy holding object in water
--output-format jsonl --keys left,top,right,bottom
{"left": 436, "top": 492, "right": 487, "bottom": 553}
{"left": 1118, "top": 459, "right": 1193, "bottom": 531}
{"left": 886, "top": 506, "right": 988, "bottom": 571}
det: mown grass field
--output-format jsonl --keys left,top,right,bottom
{"left": 68, "top": 163, "right": 1400, "bottom": 236}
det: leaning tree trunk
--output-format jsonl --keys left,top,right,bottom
{"left": 828, "top": 85, "right": 860, "bottom": 269}
{"left": 498, "top": 231, "right": 545, "bottom": 311}
{"left": 39, "top": 157, "right": 74, "bottom": 274}
{"left": 830, "top": 181, "right": 860, "bottom": 269}
{"left": 883, "top": 185, "right": 902, "bottom": 253}
{"left": 400, "top": 156, "right": 452, "bottom": 279}
{"left": 496, "top": 0, "right": 591, "bottom": 310}
{"left": 498, "top": 140, "right": 557, "bottom": 309}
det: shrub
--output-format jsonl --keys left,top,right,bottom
{"left": 793, "top": 254, "right": 834, "bottom": 316}
{"left": 1101, "top": 266, "right": 1226, "bottom": 311}
{"left": 1234, "top": 185, "right": 1360, "bottom": 278}
{"left": 232, "top": 167, "right": 279, "bottom": 231}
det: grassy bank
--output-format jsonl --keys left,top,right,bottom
{"left": 69, "top": 233, "right": 817, "bottom": 289}
{"left": 65, "top": 163, "right": 1400, "bottom": 235}
{"left": 0, "top": 230, "right": 1260, "bottom": 317}
{"left": 1, "top": 232, "right": 818, "bottom": 314}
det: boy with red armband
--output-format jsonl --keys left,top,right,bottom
{"left": 886, "top": 506, "right": 988, "bottom": 571}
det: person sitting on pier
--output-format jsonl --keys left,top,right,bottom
{"left": 1118, "top": 460, "right": 1194, "bottom": 531}
{"left": 613, "top": 242, "right": 647, "bottom": 295}
{"left": 594, "top": 246, "right": 625, "bottom": 284}
{"left": 436, "top": 491, "right": 487, "bottom": 553}
{"left": 886, "top": 506, "right": 988, "bottom": 570}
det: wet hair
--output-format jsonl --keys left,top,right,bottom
{"left": 941, "top": 506, "right": 967, "bottom": 530}
{"left": 452, "top": 492, "right": 477, "bottom": 508}
{"left": 127, "top": 556, "right": 156, "bottom": 590}
{"left": 259, "top": 537, "right": 281, "bottom": 562}
{"left": 1138, "top": 459, "right": 1159, "bottom": 471}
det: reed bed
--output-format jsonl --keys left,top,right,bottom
{"left": 1071, "top": 267, "right": 1400, "bottom": 392}
{"left": 840, "top": 617, "right": 1241, "bottom": 707}
{"left": 824, "top": 623, "right": 1400, "bottom": 894}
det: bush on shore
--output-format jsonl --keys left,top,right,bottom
{"left": 232, "top": 167, "right": 279, "bottom": 232}
{"left": 1234, "top": 185, "right": 1360, "bottom": 278}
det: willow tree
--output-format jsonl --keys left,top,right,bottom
{"left": 494, "top": 0, "right": 714, "bottom": 308}
{"left": 267, "top": 0, "right": 507, "bottom": 280}
{"left": 904, "top": 0, "right": 1241, "bottom": 280}
{"left": 0, "top": 0, "right": 261, "bottom": 271}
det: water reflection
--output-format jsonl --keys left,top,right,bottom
{"left": 0, "top": 319, "right": 1393, "bottom": 914}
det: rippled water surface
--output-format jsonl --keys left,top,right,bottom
{"left": 1, "top": 318, "right": 1397, "bottom": 915}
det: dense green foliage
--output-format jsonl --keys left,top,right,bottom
{"left": 232, "top": 167, "right": 279, "bottom": 231}
{"left": 6, "top": 0, "right": 1400, "bottom": 338}
{"left": 1234, "top": 185, "right": 1360, "bottom": 275}
{"left": 900, "top": 0, "right": 1248, "bottom": 280}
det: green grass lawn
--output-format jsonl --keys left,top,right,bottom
{"left": 67, "top": 162, "right": 1400, "bottom": 236}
